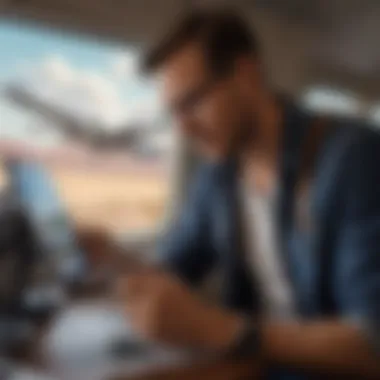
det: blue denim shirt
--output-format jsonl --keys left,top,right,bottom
{"left": 159, "top": 103, "right": 380, "bottom": 378}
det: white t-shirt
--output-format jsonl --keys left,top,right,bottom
{"left": 242, "top": 184, "right": 296, "bottom": 320}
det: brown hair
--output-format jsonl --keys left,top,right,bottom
{"left": 142, "top": 8, "right": 260, "bottom": 75}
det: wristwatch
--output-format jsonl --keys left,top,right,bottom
{"left": 226, "top": 318, "right": 261, "bottom": 359}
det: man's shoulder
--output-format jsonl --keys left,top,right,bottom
{"left": 321, "top": 115, "right": 380, "bottom": 164}
{"left": 317, "top": 115, "right": 380, "bottom": 194}
{"left": 332, "top": 115, "right": 380, "bottom": 138}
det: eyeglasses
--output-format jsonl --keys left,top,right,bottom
{"left": 168, "top": 71, "right": 228, "bottom": 120}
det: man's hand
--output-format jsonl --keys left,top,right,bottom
{"left": 117, "top": 272, "right": 243, "bottom": 351}
{"left": 75, "top": 225, "right": 115, "bottom": 268}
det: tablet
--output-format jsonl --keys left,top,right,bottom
{"left": 6, "top": 160, "right": 87, "bottom": 284}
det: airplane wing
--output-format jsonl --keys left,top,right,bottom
{"left": 2, "top": 85, "right": 139, "bottom": 149}
{"left": 2, "top": 83, "right": 173, "bottom": 157}
{"left": 3, "top": 85, "right": 92, "bottom": 141}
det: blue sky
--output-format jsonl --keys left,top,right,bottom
{"left": 0, "top": 20, "right": 117, "bottom": 79}
{"left": 0, "top": 19, "right": 160, "bottom": 147}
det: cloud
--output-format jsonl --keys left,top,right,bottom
{"left": 109, "top": 50, "right": 138, "bottom": 80}
{"left": 41, "top": 55, "right": 75, "bottom": 85}
{"left": 24, "top": 55, "right": 127, "bottom": 127}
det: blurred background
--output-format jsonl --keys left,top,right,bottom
{"left": 1, "top": 0, "right": 380, "bottom": 243}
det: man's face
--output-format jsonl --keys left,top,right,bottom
{"left": 158, "top": 43, "right": 255, "bottom": 161}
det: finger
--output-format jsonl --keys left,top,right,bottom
{"left": 116, "top": 274, "right": 149, "bottom": 301}
{"left": 124, "top": 295, "right": 151, "bottom": 326}
{"left": 76, "top": 226, "right": 109, "bottom": 249}
{"left": 114, "top": 271, "right": 170, "bottom": 305}
{"left": 118, "top": 259, "right": 159, "bottom": 276}
{"left": 75, "top": 226, "right": 115, "bottom": 266}
{"left": 124, "top": 296, "right": 147, "bottom": 317}
{"left": 124, "top": 298, "right": 155, "bottom": 341}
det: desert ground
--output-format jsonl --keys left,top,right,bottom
{"left": 0, "top": 162, "right": 170, "bottom": 235}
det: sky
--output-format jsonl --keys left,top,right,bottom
{"left": 0, "top": 19, "right": 162, "bottom": 148}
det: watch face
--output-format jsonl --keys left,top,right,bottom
{"left": 231, "top": 322, "right": 259, "bottom": 359}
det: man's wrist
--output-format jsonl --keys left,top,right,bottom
{"left": 197, "top": 309, "right": 258, "bottom": 357}
{"left": 225, "top": 317, "right": 261, "bottom": 359}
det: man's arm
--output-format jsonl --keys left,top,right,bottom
{"left": 119, "top": 273, "right": 380, "bottom": 378}
{"left": 260, "top": 320, "right": 380, "bottom": 377}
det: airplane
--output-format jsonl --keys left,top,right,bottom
{"left": 1, "top": 83, "right": 169, "bottom": 156}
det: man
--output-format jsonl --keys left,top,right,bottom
{"left": 92, "top": 9, "right": 380, "bottom": 378}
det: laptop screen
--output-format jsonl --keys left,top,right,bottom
{"left": 6, "top": 160, "right": 87, "bottom": 282}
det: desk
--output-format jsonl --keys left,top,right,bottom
{"left": 10, "top": 300, "right": 261, "bottom": 380}
{"left": 5, "top": 238, "right": 261, "bottom": 380}
{"left": 114, "top": 357, "right": 261, "bottom": 380}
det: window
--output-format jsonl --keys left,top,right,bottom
{"left": 369, "top": 105, "right": 380, "bottom": 127}
{"left": 0, "top": 166, "right": 7, "bottom": 191}
{"left": 301, "top": 85, "right": 380, "bottom": 129}
{"left": 301, "top": 86, "right": 361, "bottom": 116}
{"left": 0, "top": 20, "right": 175, "bottom": 236}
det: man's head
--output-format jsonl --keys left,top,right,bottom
{"left": 142, "top": 8, "right": 263, "bottom": 161}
